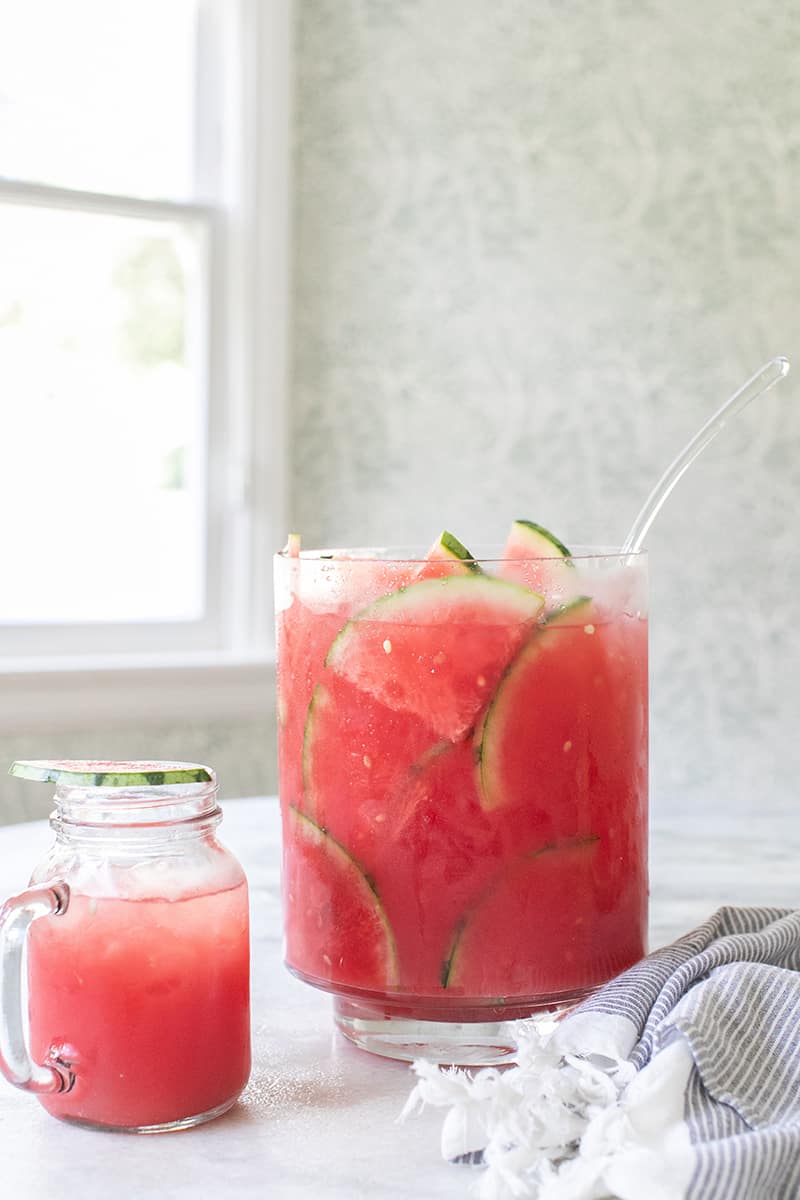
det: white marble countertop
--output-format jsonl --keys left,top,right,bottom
{"left": 0, "top": 796, "right": 797, "bottom": 1198}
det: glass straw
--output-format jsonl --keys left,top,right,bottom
{"left": 622, "top": 356, "right": 791, "bottom": 555}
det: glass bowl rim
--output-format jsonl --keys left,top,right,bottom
{"left": 275, "top": 544, "right": 647, "bottom": 563}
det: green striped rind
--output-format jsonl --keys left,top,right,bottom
{"left": 288, "top": 805, "right": 400, "bottom": 984}
{"left": 301, "top": 683, "right": 330, "bottom": 818}
{"left": 326, "top": 575, "right": 545, "bottom": 669}
{"left": 9, "top": 760, "right": 214, "bottom": 788}
{"left": 432, "top": 530, "right": 482, "bottom": 573}
{"left": 509, "top": 519, "right": 573, "bottom": 560}
{"left": 440, "top": 834, "right": 600, "bottom": 987}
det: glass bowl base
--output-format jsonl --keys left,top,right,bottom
{"left": 333, "top": 993, "right": 589, "bottom": 1066}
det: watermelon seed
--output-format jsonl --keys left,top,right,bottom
{"left": 362, "top": 755, "right": 372, "bottom": 769}
{"left": 563, "top": 740, "right": 573, "bottom": 753}
{"left": 382, "top": 639, "right": 393, "bottom": 654}
{"left": 583, "top": 624, "right": 596, "bottom": 635}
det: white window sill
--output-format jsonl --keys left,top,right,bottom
{"left": 0, "top": 653, "right": 276, "bottom": 732}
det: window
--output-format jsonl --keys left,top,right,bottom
{"left": 0, "top": 0, "right": 290, "bottom": 723}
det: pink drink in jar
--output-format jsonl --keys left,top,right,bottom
{"left": 0, "top": 761, "right": 251, "bottom": 1130}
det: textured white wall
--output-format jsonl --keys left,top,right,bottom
{"left": 290, "top": 0, "right": 800, "bottom": 826}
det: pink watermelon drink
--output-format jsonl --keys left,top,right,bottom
{"left": 28, "top": 880, "right": 251, "bottom": 1130}
{"left": 275, "top": 527, "right": 648, "bottom": 1061}
{"left": 0, "top": 762, "right": 252, "bottom": 1130}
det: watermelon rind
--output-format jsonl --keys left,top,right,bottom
{"left": 9, "top": 760, "right": 214, "bottom": 788}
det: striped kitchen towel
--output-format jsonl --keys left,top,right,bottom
{"left": 403, "top": 907, "right": 800, "bottom": 1200}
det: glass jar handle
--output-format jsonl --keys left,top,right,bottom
{"left": 0, "top": 884, "right": 75, "bottom": 1094}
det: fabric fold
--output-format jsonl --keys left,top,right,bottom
{"left": 403, "top": 907, "right": 800, "bottom": 1200}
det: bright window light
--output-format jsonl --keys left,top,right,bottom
{"left": 0, "top": 0, "right": 287, "bottom": 674}
{"left": 0, "top": 203, "right": 206, "bottom": 624}
{"left": 0, "top": 0, "right": 197, "bottom": 199}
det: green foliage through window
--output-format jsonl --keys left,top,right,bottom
{"left": 114, "top": 238, "right": 185, "bottom": 367}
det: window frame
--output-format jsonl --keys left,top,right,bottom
{"left": 0, "top": 0, "right": 291, "bottom": 725}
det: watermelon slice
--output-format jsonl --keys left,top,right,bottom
{"left": 283, "top": 807, "right": 399, "bottom": 991}
{"left": 497, "top": 518, "right": 575, "bottom": 604}
{"left": 9, "top": 760, "right": 213, "bottom": 787}
{"left": 504, "top": 519, "right": 572, "bottom": 560}
{"left": 415, "top": 530, "right": 482, "bottom": 580}
{"left": 474, "top": 599, "right": 643, "bottom": 815}
{"left": 441, "top": 835, "right": 601, "bottom": 996}
{"left": 326, "top": 575, "right": 544, "bottom": 741}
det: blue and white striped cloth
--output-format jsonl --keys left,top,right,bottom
{"left": 404, "top": 907, "right": 800, "bottom": 1199}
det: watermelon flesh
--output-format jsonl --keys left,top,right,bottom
{"left": 345, "top": 737, "right": 505, "bottom": 993}
{"left": 302, "top": 673, "right": 436, "bottom": 860}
